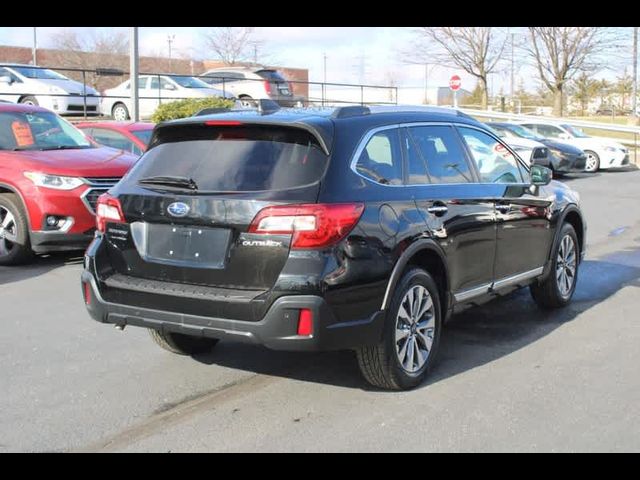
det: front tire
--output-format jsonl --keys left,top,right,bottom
{"left": 149, "top": 329, "right": 219, "bottom": 355}
{"left": 356, "top": 268, "right": 442, "bottom": 390}
{"left": 19, "top": 96, "right": 39, "bottom": 106}
{"left": 111, "top": 103, "right": 130, "bottom": 121}
{"left": 530, "top": 223, "right": 580, "bottom": 309}
{"left": 584, "top": 150, "right": 600, "bottom": 172}
{"left": 0, "top": 193, "right": 33, "bottom": 266}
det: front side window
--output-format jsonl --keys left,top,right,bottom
{"left": 526, "top": 124, "right": 565, "bottom": 140}
{"left": 458, "top": 127, "right": 524, "bottom": 184}
{"left": 355, "top": 129, "right": 403, "bottom": 185}
{"left": 0, "top": 111, "right": 93, "bottom": 151}
{"left": 168, "top": 76, "right": 211, "bottom": 89}
{"left": 408, "top": 125, "right": 473, "bottom": 184}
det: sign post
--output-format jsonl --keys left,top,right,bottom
{"left": 449, "top": 75, "right": 461, "bottom": 108}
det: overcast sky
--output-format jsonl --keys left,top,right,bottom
{"left": 0, "top": 26, "right": 633, "bottom": 95}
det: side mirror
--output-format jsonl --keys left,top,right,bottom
{"left": 0, "top": 75, "right": 12, "bottom": 84}
{"left": 531, "top": 164, "right": 553, "bottom": 186}
{"left": 558, "top": 133, "right": 571, "bottom": 140}
{"left": 164, "top": 83, "right": 176, "bottom": 91}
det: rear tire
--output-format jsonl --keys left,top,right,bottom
{"left": 530, "top": 223, "right": 580, "bottom": 309}
{"left": 0, "top": 193, "right": 33, "bottom": 266}
{"left": 149, "top": 329, "right": 219, "bottom": 355}
{"left": 356, "top": 267, "right": 442, "bottom": 390}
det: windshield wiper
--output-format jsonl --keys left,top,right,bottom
{"left": 138, "top": 176, "right": 199, "bottom": 191}
{"left": 40, "top": 145, "right": 92, "bottom": 151}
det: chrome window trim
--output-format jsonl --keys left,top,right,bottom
{"left": 349, "top": 121, "right": 531, "bottom": 188}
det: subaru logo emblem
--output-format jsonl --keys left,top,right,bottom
{"left": 167, "top": 202, "right": 190, "bottom": 218}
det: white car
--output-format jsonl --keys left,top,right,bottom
{"left": 0, "top": 63, "right": 100, "bottom": 115}
{"left": 101, "top": 75, "right": 234, "bottom": 120}
{"left": 199, "top": 67, "right": 303, "bottom": 107}
{"left": 518, "top": 121, "right": 629, "bottom": 172}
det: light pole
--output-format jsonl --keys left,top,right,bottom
{"left": 32, "top": 27, "right": 37, "bottom": 65}
{"left": 167, "top": 34, "right": 175, "bottom": 71}
{"left": 130, "top": 27, "right": 140, "bottom": 122}
{"left": 633, "top": 27, "right": 638, "bottom": 119}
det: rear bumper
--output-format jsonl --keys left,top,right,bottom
{"left": 81, "top": 271, "right": 385, "bottom": 352}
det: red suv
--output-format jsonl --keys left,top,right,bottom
{"left": 0, "top": 103, "right": 138, "bottom": 265}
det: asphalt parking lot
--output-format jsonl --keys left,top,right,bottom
{"left": 2, "top": 167, "right": 640, "bottom": 452}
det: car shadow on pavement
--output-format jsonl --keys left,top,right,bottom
{"left": 192, "top": 247, "right": 640, "bottom": 392}
{"left": 0, "top": 251, "right": 84, "bottom": 286}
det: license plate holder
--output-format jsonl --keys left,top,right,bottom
{"left": 144, "top": 224, "right": 231, "bottom": 268}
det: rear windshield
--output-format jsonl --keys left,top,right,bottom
{"left": 132, "top": 129, "right": 153, "bottom": 145}
{"left": 130, "top": 125, "right": 328, "bottom": 192}
{"left": 256, "top": 70, "right": 287, "bottom": 82}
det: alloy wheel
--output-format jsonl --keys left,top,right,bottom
{"left": 556, "top": 235, "right": 577, "bottom": 297}
{"left": 0, "top": 206, "right": 18, "bottom": 257}
{"left": 585, "top": 152, "right": 599, "bottom": 172}
{"left": 395, "top": 285, "right": 435, "bottom": 373}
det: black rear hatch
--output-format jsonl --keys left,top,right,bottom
{"left": 101, "top": 122, "right": 330, "bottom": 291}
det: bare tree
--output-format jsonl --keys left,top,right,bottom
{"left": 202, "top": 27, "right": 263, "bottom": 66}
{"left": 409, "top": 27, "right": 508, "bottom": 109}
{"left": 47, "top": 29, "right": 129, "bottom": 89}
{"left": 527, "top": 27, "right": 608, "bottom": 116}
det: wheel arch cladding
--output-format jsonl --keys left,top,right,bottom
{"left": 563, "top": 209, "right": 585, "bottom": 255}
{"left": 382, "top": 240, "right": 450, "bottom": 314}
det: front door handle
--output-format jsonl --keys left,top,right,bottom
{"left": 427, "top": 203, "right": 448, "bottom": 216}
{"left": 496, "top": 204, "right": 511, "bottom": 214}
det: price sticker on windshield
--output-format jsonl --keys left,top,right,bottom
{"left": 493, "top": 142, "right": 513, "bottom": 159}
{"left": 11, "top": 121, "right": 34, "bottom": 147}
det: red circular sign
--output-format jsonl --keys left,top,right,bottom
{"left": 449, "top": 75, "right": 462, "bottom": 91}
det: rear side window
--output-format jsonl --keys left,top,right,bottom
{"left": 458, "top": 127, "right": 524, "bottom": 184}
{"left": 355, "top": 129, "right": 403, "bottom": 185}
{"left": 129, "top": 125, "right": 328, "bottom": 192}
{"left": 408, "top": 125, "right": 473, "bottom": 184}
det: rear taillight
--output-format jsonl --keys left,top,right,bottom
{"left": 264, "top": 80, "right": 272, "bottom": 95}
{"left": 96, "top": 193, "right": 125, "bottom": 233}
{"left": 83, "top": 282, "right": 92, "bottom": 305}
{"left": 248, "top": 203, "right": 364, "bottom": 249}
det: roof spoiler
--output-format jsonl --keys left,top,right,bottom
{"left": 332, "top": 105, "right": 371, "bottom": 119}
{"left": 194, "top": 99, "right": 281, "bottom": 117}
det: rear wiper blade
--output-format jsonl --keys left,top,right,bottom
{"left": 138, "top": 176, "right": 199, "bottom": 190}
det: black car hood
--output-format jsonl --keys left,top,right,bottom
{"left": 539, "top": 139, "right": 584, "bottom": 155}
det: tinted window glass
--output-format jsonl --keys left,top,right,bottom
{"left": 132, "top": 129, "right": 153, "bottom": 146}
{"left": 256, "top": 70, "right": 287, "bottom": 82}
{"left": 402, "top": 129, "right": 429, "bottom": 185}
{"left": 91, "top": 128, "right": 138, "bottom": 153}
{"left": 409, "top": 126, "right": 472, "bottom": 184}
{"left": 355, "top": 129, "right": 403, "bottom": 185}
{"left": 129, "top": 126, "right": 328, "bottom": 192}
{"left": 458, "top": 127, "right": 524, "bottom": 184}
{"left": 526, "top": 124, "right": 564, "bottom": 139}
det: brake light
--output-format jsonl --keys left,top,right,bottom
{"left": 96, "top": 193, "right": 125, "bottom": 233}
{"left": 83, "top": 282, "right": 92, "bottom": 306}
{"left": 264, "top": 80, "right": 272, "bottom": 95}
{"left": 204, "top": 120, "right": 242, "bottom": 126}
{"left": 248, "top": 203, "right": 364, "bottom": 249}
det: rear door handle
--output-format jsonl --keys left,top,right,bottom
{"left": 496, "top": 204, "right": 511, "bottom": 214}
{"left": 427, "top": 204, "right": 448, "bottom": 216}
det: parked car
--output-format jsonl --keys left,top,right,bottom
{"left": 200, "top": 67, "right": 303, "bottom": 107}
{"left": 595, "top": 105, "right": 629, "bottom": 116}
{"left": 101, "top": 75, "right": 234, "bottom": 121}
{"left": 0, "top": 103, "right": 137, "bottom": 265}
{"left": 0, "top": 64, "right": 100, "bottom": 115}
{"left": 81, "top": 104, "right": 585, "bottom": 390}
{"left": 75, "top": 121, "right": 154, "bottom": 156}
{"left": 487, "top": 122, "right": 587, "bottom": 174}
{"left": 484, "top": 125, "right": 550, "bottom": 168}
{"left": 518, "top": 120, "right": 629, "bottom": 172}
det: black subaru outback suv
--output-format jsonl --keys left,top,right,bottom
{"left": 81, "top": 105, "right": 585, "bottom": 390}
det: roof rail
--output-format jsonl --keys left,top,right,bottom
{"left": 332, "top": 105, "right": 371, "bottom": 119}
{"left": 193, "top": 107, "right": 232, "bottom": 116}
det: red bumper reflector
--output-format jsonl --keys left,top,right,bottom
{"left": 297, "top": 309, "right": 313, "bottom": 336}
{"left": 83, "top": 282, "right": 91, "bottom": 306}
